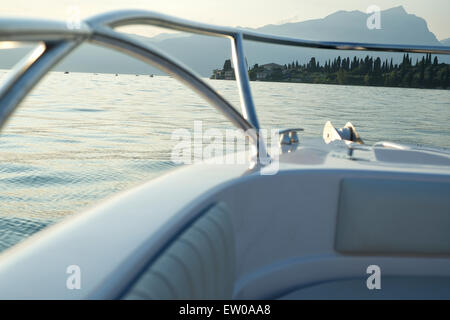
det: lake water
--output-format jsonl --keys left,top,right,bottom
{"left": 0, "top": 70, "right": 449, "bottom": 253}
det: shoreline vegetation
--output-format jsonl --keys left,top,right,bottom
{"left": 211, "top": 54, "right": 450, "bottom": 90}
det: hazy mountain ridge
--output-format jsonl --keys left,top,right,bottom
{"left": 1, "top": 6, "right": 448, "bottom": 76}
{"left": 255, "top": 6, "right": 440, "bottom": 45}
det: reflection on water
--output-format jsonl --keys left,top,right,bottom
{"left": 0, "top": 71, "right": 449, "bottom": 252}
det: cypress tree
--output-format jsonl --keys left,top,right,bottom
{"left": 433, "top": 56, "right": 439, "bottom": 66}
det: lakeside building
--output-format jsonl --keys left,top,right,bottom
{"left": 212, "top": 61, "right": 283, "bottom": 81}
{"left": 211, "top": 59, "right": 236, "bottom": 80}
{"left": 255, "top": 63, "right": 283, "bottom": 80}
{"left": 211, "top": 58, "right": 255, "bottom": 80}
{"left": 212, "top": 69, "right": 236, "bottom": 80}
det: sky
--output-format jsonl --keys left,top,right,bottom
{"left": 1, "top": 0, "right": 449, "bottom": 40}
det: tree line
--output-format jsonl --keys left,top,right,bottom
{"left": 248, "top": 54, "right": 450, "bottom": 89}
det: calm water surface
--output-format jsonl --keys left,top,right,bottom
{"left": 0, "top": 71, "right": 449, "bottom": 252}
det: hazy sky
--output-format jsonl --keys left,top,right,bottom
{"left": 2, "top": 0, "right": 449, "bottom": 39}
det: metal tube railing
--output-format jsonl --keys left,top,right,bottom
{"left": 1, "top": 9, "right": 450, "bottom": 167}
{"left": 0, "top": 40, "right": 82, "bottom": 126}
{"left": 88, "top": 26, "right": 257, "bottom": 142}
{"left": 86, "top": 10, "right": 450, "bottom": 54}
{"left": 87, "top": 10, "right": 266, "bottom": 155}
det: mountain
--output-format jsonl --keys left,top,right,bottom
{"left": 256, "top": 6, "right": 440, "bottom": 45}
{"left": 1, "top": 6, "right": 448, "bottom": 76}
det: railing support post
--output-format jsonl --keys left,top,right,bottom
{"left": 231, "top": 33, "right": 269, "bottom": 163}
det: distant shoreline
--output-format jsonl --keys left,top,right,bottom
{"left": 1, "top": 68, "right": 448, "bottom": 91}
{"left": 244, "top": 77, "right": 450, "bottom": 91}
{"left": 212, "top": 55, "right": 450, "bottom": 91}
{"left": 210, "top": 77, "right": 450, "bottom": 91}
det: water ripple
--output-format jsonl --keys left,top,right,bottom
{"left": 0, "top": 71, "right": 448, "bottom": 253}
{"left": 0, "top": 216, "right": 52, "bottom": 253}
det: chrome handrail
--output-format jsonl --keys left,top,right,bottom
{"left": 1, "top": 9, "right": 450, "bottom": 166}
{"left": 0, "top": 41, "right": 82, "bottom": 125}
{"left": 86, "top": 10, "right": 450, "bottom": 54}
{"left": 88, "top": 26, "right": 257, "bottom": 140}
{"left": 87, "top": 10, "right": 266, "bottom": 158}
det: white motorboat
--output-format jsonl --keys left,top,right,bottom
{"left": 0, "top": 10, "right": 449, "bottom": 300}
